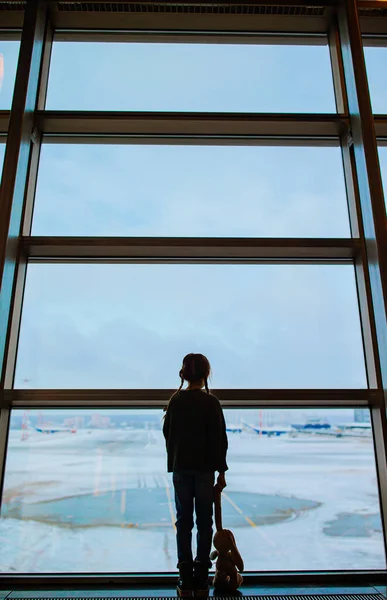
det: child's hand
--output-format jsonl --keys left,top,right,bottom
{"left": 216, "top": 472, "right": 227, "bottom": 491}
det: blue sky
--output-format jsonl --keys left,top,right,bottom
{"left": 32, "top": 144, "right": 350, "bottom": 237}
{"left": 0, "top": 39, "right": 386, "bottom": 390}
{"left": 46, "top": 42, "right": 336, "bottom": 112}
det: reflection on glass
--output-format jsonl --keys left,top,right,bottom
{"left": 0, "top": 408, "right": 383, "bottom": 573}
{"left": 0, "top": 41, "right": 20, "bottom": 109}
{"left": 364, "top": 46, "right": 387, "bottom": 114}
{"left": 15, "top": 264, "right": 366, "bottom": 389}
{"left": 379, "top": 146, "right": 387, "bottom": 210}
{"left": 32, "top": 145, "right": 350, "bottom": 238}
{"left": 46, "top": 42, "right": 336, "bottom": 112}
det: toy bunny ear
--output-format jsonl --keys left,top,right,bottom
{"left": 227, "top": 531, "right": 244, "bottom": 573}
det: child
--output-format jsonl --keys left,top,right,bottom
{"left": 163, "top": 353, "right": 228, "bottom": 598}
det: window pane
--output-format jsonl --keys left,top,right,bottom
{"left": 0, "top": 408, "right": 383, "bottom": 573}
{"left": 364, "top": 46, "right": 387, "bottom": 114}
{"left": 379, "top": 146, "right": 387, "bottom": 210}
{"left": 15, "top": 264, "right": 366, "bottom": 389}
{"left": 46, "top": 41, "right": 336, "bottom": 113}
{"left": 0, "top": 41, "right": 20, "bottom": 109}
{"left": 32, "top": 145, "right": 350, "bottom": 238}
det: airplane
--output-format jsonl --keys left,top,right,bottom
{"left": 291, "top": 419, "right": 331, "bottom": 434}
{"left": 35, "top": 425, "right": 76, "bottom": 434}
{"left": 226, "top": 424, "right": 243, "bottom": 433}
{"left": 242, "top": 421, "right": 290, "bottom": 437}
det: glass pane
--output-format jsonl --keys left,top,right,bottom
{"left": 15, "top": 264, "right": 366, "bottom": 389}
{"left": 364, "top": 46, "right": 387, "bottom": 114}
{"left": 0, "top": 408, "right": 383, "bottom": 573}
{"left": 0, "top": 41, "right": 20, "bottom": 110}
{"left": 32, "top": 144, "right": 350, "bottom": 237}
{"left": 46, "top": 41, "right": 336, "bottom": 113}
{"left": 32, "top": 144, "right": 350, "bottom": 238}
{"left": 379, "top": 146, "right": 387, "bottom": 210}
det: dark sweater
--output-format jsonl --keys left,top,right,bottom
{"left": 163, "top": 389, "right": 228, "bottom": 473}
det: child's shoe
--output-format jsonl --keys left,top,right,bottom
{"left": 177, "top": 561, "right": 194, "bottom": 597}
{"left": 193, "top": 560, "right": 209, "bottom": 597}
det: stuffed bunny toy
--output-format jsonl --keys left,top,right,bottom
{"left": 210, "top": 485, "right": 244, "bottom": 592}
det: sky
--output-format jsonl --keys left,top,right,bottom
{"left": 0, "top": 39, "right": 386, "bottom": 390}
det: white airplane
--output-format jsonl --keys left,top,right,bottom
{"left": 242, "top": 421, "right": 290, "bottom": 437}
{"left": 35, "top": 425, "right": 76, "bottom": 434}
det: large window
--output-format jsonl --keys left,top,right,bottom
{"left": 15, "top": 264, "right": 366, "bottom": 389}
{"left": 0, "top": 40, "right": 20, "bottom": 110}
{"left": 0, "top": 408, "right": 383, "bottom": 573}
{"left": 46, "top": 41, "right": 337, "bottom": 113}
{"left": 32, "top": 144, "right": 350, "bottom": 238}
{"left": 2, "top": 3, "right": 387, "bottom": 582}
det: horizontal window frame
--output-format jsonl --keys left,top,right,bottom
{"left": 1, "top": 388, "right": 379, "bottom": 409}
{"left": 0, "top": 3, "right": 387, "bottom": 38}
{"left": 375, "top": 116, "right": 387, "bottom": 142}
{"left": 3, "top": 113, "right": 386, "bottom": 143}
{"left": 51, "top": 14, "right": 333, "bottom": 37}
{"left": 52, "top": 30, "right": 329, "bottom": 44}
{"left": 362, "top": 33, "right": 387, "bottom": 46}
{"left": 0, "top": 570, "right": 386, "bottom": 586}
{"left": 36, "top": 112, "right": 348, "bottom": 140}
{"left": 21, "top": 237, "right": 360, "bottom": 262}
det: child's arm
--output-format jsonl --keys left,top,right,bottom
{"left": 210, "top": 398, "right": 228, "bottom": 474}
{"left": 162, "top": 408, "right": 171, "bottom": 441}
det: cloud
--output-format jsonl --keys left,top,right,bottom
{"left": 15, "top": 263, "right": 367, "bottom": 389}
{"left": 32, "top": 144, "right": 350, "bottom": 238}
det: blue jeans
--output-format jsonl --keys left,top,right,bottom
{"left": 173, "top": 470, "right": 214, "bottom": 567}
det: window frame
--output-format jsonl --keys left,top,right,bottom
{"left": 0, "top": 0, "right": 386, "bottom": 584}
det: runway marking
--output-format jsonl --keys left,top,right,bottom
{"left": 164, "top": 476, "right": 176, "bottom": 531}
{"left": 222, "top": 491, "right": 276, "bottom": 548}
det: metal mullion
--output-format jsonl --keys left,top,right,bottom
{"left": 0, "top": 0, "right": 48, "bottom": 387}
{"left": 371, "top": 405, "right": 387, "bottom": 564}
{"left": 36, "top": 111, "right": 348, "bottom": 139}
{"left": 0, "top": 0, "right": 50, "bottom": 539}
{"left": 51, "top": 12, "right": 333, "bottom": 37}
{"left": 0, "top": 571, "right": 386, "bottom": 587}
{"left": 0, "top": 14, "right": 24, "bottom": 31}
{"left": 330, "top": 15, "right": 381, "bottom": 393}
{"left": 1, "top": 4, "right": 53, "bottom": 392}
{"left": 0, "top": 111, "right": 10, "bottom": 136}
{"left": 0, "top": 407, "right": 10, "bottom": 529}
{"left": 53, "top": 31, "right": 328, "bottom": 45}
{"left": 329, "top": 16, "right": 349, "bottom": 115}
{"left": 41, "top": 135, "right": 342, "bottom": 147}
{"left": 338, "top": 0, "right": 387, "bottom": 402}
{"left": 1, "top": 388, "right": 376, "bottom": 410}
{"left": 375, "top": 116, "right": 387, "bottom": 140}
{"left": 360, "top": 16, "right": 387, "bottom": 39}
{"left": 0, "top": 30, "right": 22, "bottom": 42}
{"left": 22, "top": 236, "right": 359, "bottom": 262}
{"left": 338, "top": 0, "right": 387, "bottom": 566}
{"left": 362, "top": 34, "right": 387, "bottom": 47}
